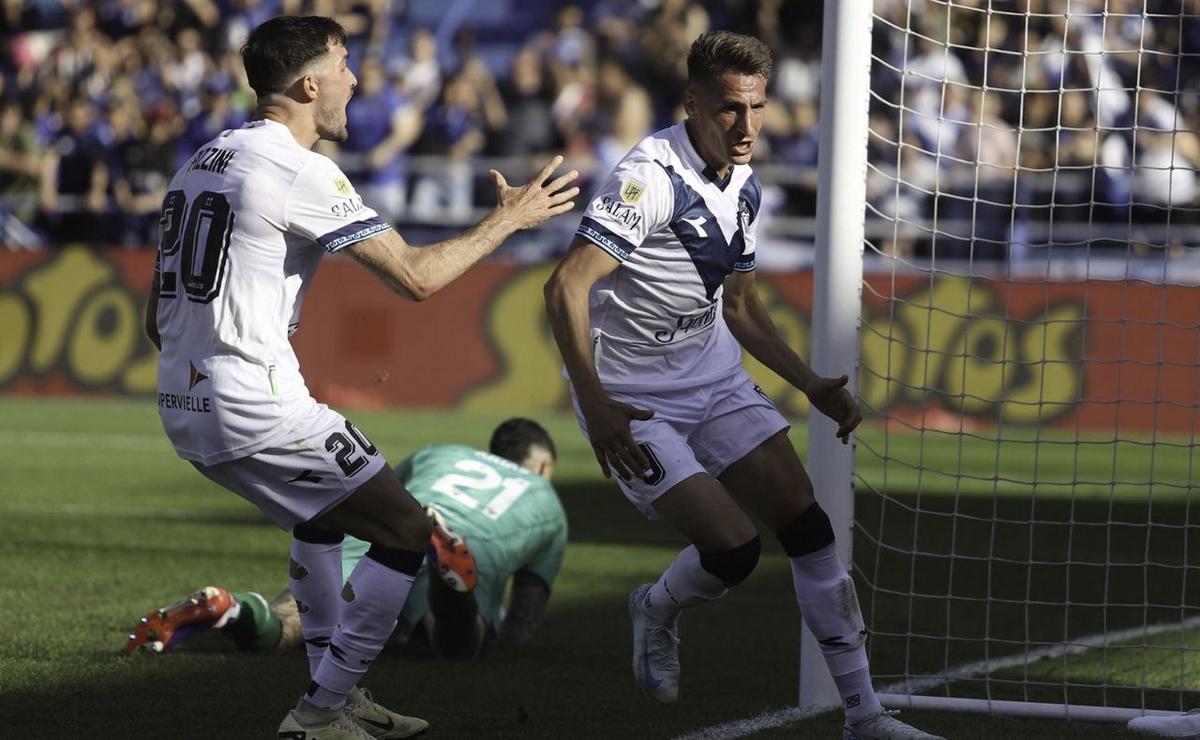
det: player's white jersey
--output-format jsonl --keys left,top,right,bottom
{"left": 574, "top": 121, "right": 762, "bottom": 392}
{"left": 155, "top": 119, "right": 391, "bottom": 464}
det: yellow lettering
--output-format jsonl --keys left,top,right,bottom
{"left": 866, "top": 277, "right": 995, "bottom": 412}
{"left": 0, "top": 294, "right": 31, "bottom": 385}
{"left": 24, "top": 247, "right": 115, "bottom": 373}
{"left": 1002, "top": 303, "right": 1084, "bottom": 424}
{"left": 941, "top": 316, "right": 1018, "bottom": 416}
{"left": 122, "top": 346, "right": 159, "bottom": 394}
{"left": 68, "top": 286, "right": 139, "bottom": 385}
{"left": 859, "top": 311, "right": 912, "bottom": 416}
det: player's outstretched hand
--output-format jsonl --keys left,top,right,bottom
{"left": 806, "top": 374, "right": 862, "bottom": 445}
{"left": 581, "top": 397, "right": 655, "bottom": 480}
{"left": 490, "top": 154, "right": 579, "bottom": 231}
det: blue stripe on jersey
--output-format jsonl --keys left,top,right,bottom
{"left": 577, "top": 216, "right": 637, "bottom": 261}
{"left": 655, "top": 160, "right": 753, "bottom": 300}
{"left": 733, "top": 175, "right": 762, "bottom": 272}
{"left": 740, "top": 173, "right": 762, "bottom": 223}
{"left": 317, "top": 216, "right": 392, "bottom": 253}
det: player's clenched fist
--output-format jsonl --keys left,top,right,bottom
{"left": 805, "top": 374, "right": 862, "bottom": 444}
{"left": 490, "top": 154, "right": 579, "bottom": 230}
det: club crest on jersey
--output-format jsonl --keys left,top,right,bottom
{"left": 620, "top": 178, "right": 647, "bottom": 204}
{"left": 333, "top": 178, "right": 352, "bottom": 196}
{"left": 738, "top": 197, "right": 751, "bottom": 234}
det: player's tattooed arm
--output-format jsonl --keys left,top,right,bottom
{"left": 144, "top": 270, "right": 161, "bottom": 351}
{"left": 495, "top": 569, "right": 551, "bottom": 650}
{"left": 346, "top": 155, "right": 578, "bottom": 301}
{"left": 722, "top": 271, "right": 861, "bottom": 443}
{"left": 545, "top": 238, "right": 653, "bottom": 480}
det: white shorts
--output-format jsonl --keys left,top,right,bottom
{"left": 191, "top": 406, "right": 387, "bottom": 530}
{"left": 571, "top": 370, "right": 790, "bottom": 519}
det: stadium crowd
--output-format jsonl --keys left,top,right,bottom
{"left": 868, "top": 0, "right": 1200, "bottom": 259}
{"left": 0, "top": 0, "right": 820, "bottom": 249}
{"left": 0, "top": 0, "right": 1197, "bottom": 257}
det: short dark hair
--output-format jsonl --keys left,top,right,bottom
{"left": 687, "top": 31, "right": 773, "bottom": 86}
{"left": 241, "top": 16, "right": 347, "bottom": 97}
{"left": 490, "top": 418, "right": 556, "bottom": 465}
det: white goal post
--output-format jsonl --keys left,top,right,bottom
{"left": 804, "top": 0, "right": 1200, "bottom": 723}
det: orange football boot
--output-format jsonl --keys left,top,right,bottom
{"left": 124, "top": 586, "right": 235, "bottom": 655}
{"left": 425, "top": 506, "right": 478, "bottom": 593}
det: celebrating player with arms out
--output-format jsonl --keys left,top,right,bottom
{"left": 145, "top": 16, "right": 577, "bottom": 740}
{"left": 544, "top": 31, "right": 943, "bottom": 740}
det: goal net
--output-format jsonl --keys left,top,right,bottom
{"left": 814, "top": 0, "right": 1200, "bottom": 721}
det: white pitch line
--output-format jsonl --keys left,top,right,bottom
{"left": 672, "top": 706, "right": 829, "bottom": 740}
{"left": 672, "top": 617, "right": 1200, "bottom": 740}
{"left": 0, "top": 428, "right": 168, "bottom": 451}
{"left": 876, "top": 615, "right": 1200, "bottom": 697}
{"left": 0, "top": 501, "right": 226, "bottom": 520}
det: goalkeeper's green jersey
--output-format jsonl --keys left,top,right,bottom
{"left": 341, "top": 445, "right": 567, "bottom": 632}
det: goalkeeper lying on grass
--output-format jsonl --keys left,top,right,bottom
{"left": 125, "top": 419, "right": 567, "bottom": 660}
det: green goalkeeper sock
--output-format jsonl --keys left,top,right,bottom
{"left": 222, "top": 591, "right": 283, "bottom": 652}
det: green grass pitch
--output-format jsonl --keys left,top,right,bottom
{"left": 1, "top": 396, "right": 1187, "bottom": 738}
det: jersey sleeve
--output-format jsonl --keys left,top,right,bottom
{"left": 520, "top": 488, "right": 568, "bottom": 588}
{"left": 285, "top": 156, "right": 392, "bottom": 253}
{"left": 733, "top": 173, "right": 763, "bottom": 273}
{"left": 576, "top": 155, "right": 674, "bottom": 261}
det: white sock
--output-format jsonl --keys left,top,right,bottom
{"left": 289, "top": 538, "right": 344, "bottom": 677}
{"left": 642, "top": 545, "right": 728, "bottom": 624}
{"left": 789, "top": 543, "right": 880, "bottom": 721}
{"left": 833, "top": 666, "right": 882, "bottom": 723}
{"left": 293, "top": 697, "right": 340, "bottom": 727}
{"left": 307, "top": 551, "right": 417, "bottom": 709}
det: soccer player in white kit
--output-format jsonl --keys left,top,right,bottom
{"left": 144, "top": 16, "right": 578, "bottom": 740}
{"left": 544, "top": 32, "right": 943, "bottom": 740}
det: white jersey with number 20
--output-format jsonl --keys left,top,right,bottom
{"left": 155, "top": 119, "right": 391, "bottom": 465}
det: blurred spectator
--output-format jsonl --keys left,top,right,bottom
{"left": 163, "top": 27, "right": 211, "bottom": 118}
{"left": 493, "top": 46, "right": 558, "bottom": 157}
{"left": 593, "top": 57, "right": 653, "bottom": 176}
{"left": 411, "top": 72, "right": 496, "bottom": 220}
{"left": 177, "top": 76, "right": 251, "bottom": 165}
{"left": 393, "top": 28, "right": 442, "bottom": 112}
{"left": 3, "top": 0, "right": 1195, "bottom": 258}
{"left": 636, "top": 0, "right": 709, "bottom": 119}
{"left": 0, "top": 101, "right": 42, "bottom": 225}
{"left": 38, "top": 97, "right": 110, "bottom": 244}
{"left": 113, "top": 102, "right": 180, "bottom": 246}
{"left": 337, "top": 57, "right": 422, "bottom": 220}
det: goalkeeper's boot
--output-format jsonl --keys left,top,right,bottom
{"left": 843, "top": 710, "right": 945, "bottom": 740}
{"left": 124, "top": 586, "right": 235, "bottom": 654}
{"left": 277, "top": 708, "right": 372, "bottom": 740}
{"left": 346, "top": 687, "right": 429, "bottom": 739}
{"left": 1128, "top": 708, "right": 1200, "bottom": 738}
{"left": 424, "top": 506, "right": 477, "bottom": 593}
{"left": 629, "top": 583, "right": 681, "bottom": 704}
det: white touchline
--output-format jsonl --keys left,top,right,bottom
{"left": 0, "top": 429, "right": 168, "bottom": 450}
{"left": 671, "top": 706, "right": 827, "bottom": 740}
{"left": 671, "top": 616, "right": 1200, "bottom": 740}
